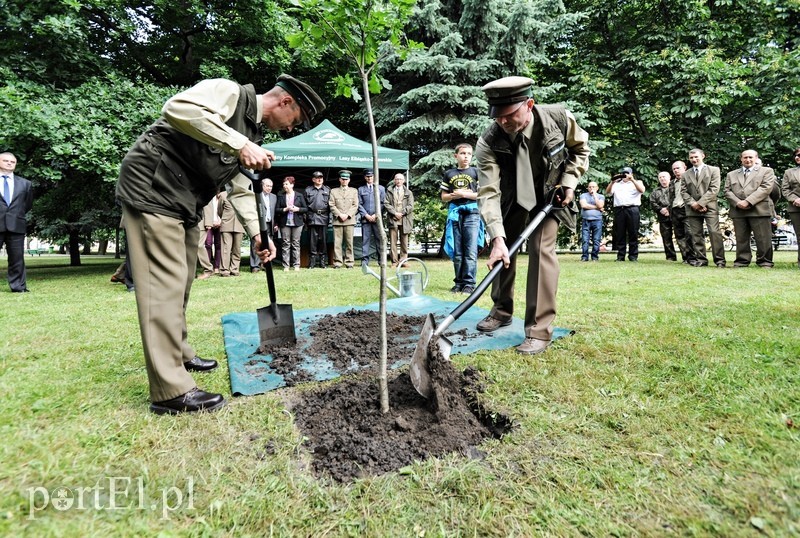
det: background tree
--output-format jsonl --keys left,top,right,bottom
{"left": 379, "top": 0, "right": 585, "bottom": 195}
{"left": 549, "top": 0, "right": 800, "bottom": 178}
{"left": 0, "top": 71, "right": 177, "bottom": 264}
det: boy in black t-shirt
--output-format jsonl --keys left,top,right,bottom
{"left": 440, "top": 143, "right": 481, "bottom": 294}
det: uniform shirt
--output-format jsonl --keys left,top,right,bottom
{"left": 163, "top": 79, "right": 260, "bottom": 157}
{"left": 156, "top": 79, "right": 263, "bottom": 237}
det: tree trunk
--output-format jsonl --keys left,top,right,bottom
{"left": 363, "top": 72, "right": 390, "bottom": 414}
{"left": 69, "top": 230, "right": 82, "bottom": 266}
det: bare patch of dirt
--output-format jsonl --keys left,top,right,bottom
{"left": 270, "top": 309, "right": 514, "bottom": 482}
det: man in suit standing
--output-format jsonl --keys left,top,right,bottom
{"left": 249, "top": 177, "right": 277, "bottom": 272}
{"left": 724, "top": 149, "right": 775, "bottom": 268}
{"left": 217, "top": 188, "right": 245, "bottom": 276}
{"left": 681, "top": 148, "right": 726, "bottom": 267}
{"left": 329, "top": 170, "right": 359, "bottom": 268}
{"left": 650, "top": 171, "right": 677, "bottom": 261}
{"left": 0, "top": 152, "right": 33, "bottom": 293}
{"left": 357, "top": 168, "right": 386, "bottom": 267}
{"left": 780, "top": 148, "right": 800, "bottom": 268}
{"left": 385, "top": 172, "right": 414, "bottom": 266}
{"left": 670, "top": 160, "right": 697, "bottom": 264}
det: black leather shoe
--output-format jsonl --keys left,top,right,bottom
{"left": 150, "top": 388, "right": 225, "bottom": 415}
{"left": 184, "top": 356, "right": 218, "bottom": 372}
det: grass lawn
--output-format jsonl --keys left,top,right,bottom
{"left": 1, "top": 250, "right": 798, "bottom": 536}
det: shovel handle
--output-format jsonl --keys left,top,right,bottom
{"left": 438, "top": 202, "right": 555, "bottom": 335}
{"left": 239, "top": 166, "right": 278, "bottom": 305}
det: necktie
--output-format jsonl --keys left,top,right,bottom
{"left": 744, "top": 168, "right": 751, "bottom": 176}
{"left": 2, "top": 176, "right": 9, "bottom": 205}
{"left": 694, "top": 168, "right": 700, "bottom": 176}
{"left": 515, "top": 135, "right": 537, "bottom": 211}
{"left": 263, "top": 194, "right": 271, "bottom": 222}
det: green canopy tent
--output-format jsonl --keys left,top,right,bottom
{"left": 264, "top": 120, "right": 409, "bottom": 187}
{"left": 260, "top": 120, "right": 411, "bottom": 265}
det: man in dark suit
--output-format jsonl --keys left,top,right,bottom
{"left": 357, "top": 168, "right": 385, "bottom": 267}
{"left": 681, "top": 148, "right": 726, "bottom": 267}
{"left": 0, "top": 152, "right": 33, "bottom": 293}
{"left": 724, "top": 149, "right": 775, "bottom": 268}
{"left": 249, "top": 177, "right": 278, "bottom": 272}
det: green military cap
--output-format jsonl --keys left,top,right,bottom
{"left": 338, "top": 170, "right": 352, "bottom": 179}
{"left": 275, "top": 74, "right": 326, "bottom": 129}
{"left": 481, "top": 76, "right": 534, "bottom": 118}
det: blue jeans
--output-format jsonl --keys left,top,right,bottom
{"left": 581, "top": 218, "right": 602, "bottom": 260}
{"left": 452, "top": 209, "right": 480, "bottom": 287}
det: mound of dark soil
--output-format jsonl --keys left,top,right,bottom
{"left": 274, "top": 310, "right": 514, "bottom": 482}
{"left": 260, "top": 309, "right": 427, "bottom": 386}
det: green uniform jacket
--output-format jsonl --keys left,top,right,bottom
{"left": 116, "top": 83, "right": 262, "bottom": 231}
{"left": 476, "top": 105, "right": 590, "bottom": 237}
{"left": 724, "top": 166, "right": 775, "bottom": 218}
{"left": 781, "top": 167, "right": 800, "bottom": 214}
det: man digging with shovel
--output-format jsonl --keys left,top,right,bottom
{"left": 116, "top": 75, "right": 325, "bottom": 415}
{"left": 475, "top": 76, "right": 590, "bottom": 354}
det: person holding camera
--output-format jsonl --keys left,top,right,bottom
{"left": 606, "top": 167, "right": 645, "bottom": 262}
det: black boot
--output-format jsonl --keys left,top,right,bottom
{"left": 320, "top": 255, "right": 327, "bottom": 269}
{"left": 308, "top": 255, "right": 317, "bottom": 269}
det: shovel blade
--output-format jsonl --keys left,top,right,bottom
{"left": 256, "top": 303, "right": 296, "bottom": 349}
{"left": 409, "top": 313, "right": 453, "bottom": 399}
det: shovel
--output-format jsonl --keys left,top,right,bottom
{"left": 409, "top": 187, "right": 564, "bottom": 399}
{"left": 239, "top": 166, "right": 297, "bottom": 350}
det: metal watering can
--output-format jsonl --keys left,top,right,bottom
{"left": 361, "top": 257, "right": 429, "bottom": 297}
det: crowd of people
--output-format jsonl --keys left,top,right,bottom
{"left": 188, "top": 166, "right": 416, "bottom": 276}
{"left": 578, "top": 147, "right": 800, "bottom": 269}
{"left": 5, "top": 70, "right": 800, "bottom": 417}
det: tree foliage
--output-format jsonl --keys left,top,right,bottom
{"left": 0, "top": 70, "right": 176, "bottom": 263}
{"left": 549, "top": 0, "right": 800, "bottom": 181}
{"left": 377, "top": 0, "right": 584, "bottom": 198}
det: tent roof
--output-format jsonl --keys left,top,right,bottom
{"left": 265, "top": 119, "right": 409, "bottom": 170}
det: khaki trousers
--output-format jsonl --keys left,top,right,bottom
{"left": 389, "top": 226, "right": 409, "bottom": 264}
{"left": 123, "top": 206, "right": 199, "bottom": 402}
{"left": 197, "top": 223, "right": 213, "bottom": 274}
{"left": 489, "top": 206, "right": 560, "bottom": 341}
{"left": 333, "top": 225, "right": 354, "bottom": 267}
{"left": 220, "top": 231, "right": 243, "bottom": 274}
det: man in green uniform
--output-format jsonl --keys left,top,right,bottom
{"left": 116, "top": 75, "right": 325, "bottom": 415}
{"left": 475, "top": 76, "right": 589, "bottom": 355}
